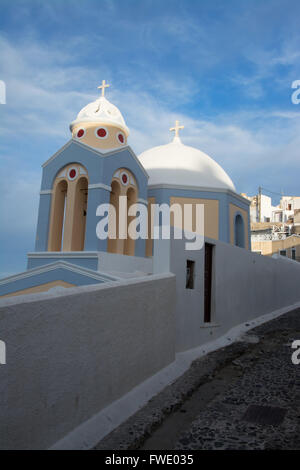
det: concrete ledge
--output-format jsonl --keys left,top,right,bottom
{"left": 0, "top": 272, "right": 173, "bottom": 307}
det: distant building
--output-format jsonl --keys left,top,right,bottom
{"left": 241, "top": 193, "right": 277, "bottom": 223}
{"left": 251, "top": 226, "right": 300, "bottom": 261}
{"left": 242, "top": 192, "right": 300, "bottom": 261}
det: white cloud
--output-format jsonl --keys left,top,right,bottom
{"left": 0, "top": 168, "right": 40, "bottom": 235}
{"left": 1, "top": 28, "right": 300, "bottom": 261}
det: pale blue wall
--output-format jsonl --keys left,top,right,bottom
{"left": 27, "top": 256, "right": 98, "bottom": 271}
{"left": 227, "top": 193, "right": 251, "bottom": 249}
{"left": 34, "top": 141, "right": 148, "bottom": 259}
{"left": 35, "top": 193, "right": 52, "bottom": 251}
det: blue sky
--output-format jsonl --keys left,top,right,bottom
{"left": 1, "top": 0, "right": 300, "bottom": 277}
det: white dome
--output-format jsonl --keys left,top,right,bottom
{"left": 138, "top": 136, "right": 236, "bottom": 191}
{"left": 70, "top": 96, "right": 129, "bottom": 135}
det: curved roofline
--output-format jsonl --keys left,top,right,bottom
{"left": 70, "top": 95, "right": 130, "bottom": 136}
{"left": 138, "top": 137, "right": 236, "bottom": 192}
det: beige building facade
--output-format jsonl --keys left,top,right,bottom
{"left": 252, "top": 234, "right": 300, "bottom": 261}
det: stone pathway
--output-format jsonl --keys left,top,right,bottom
{"left": 95, "top": 308, "right": 300, "bottom": 450}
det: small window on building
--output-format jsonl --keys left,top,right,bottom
{"left": 288, "top": 204, "right": 292, "bottom": 211}
{"left": 280, "top": 250, "right": 286, "bottom": 257}
{"left": 186, "top": 260, "right": 195, "bottom": 289}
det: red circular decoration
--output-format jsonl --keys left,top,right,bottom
{"left": 122, "top": 174, "right": 128, "bottom": 184}
{"left": 77, "top": 129, "right": 84, "bottom": 138}
{"left": 118, "top": 133, "right": 124, "bottom": 143}
{"left": 97, "top": 128, "right": 107, "bottom": 138}
{"left": 69, "top": 169, "right": 76, "bottom": 179}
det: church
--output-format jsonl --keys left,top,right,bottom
{"left": 0, "top": 81, "right": 250, "bottom": 301}
{"left": 3, "top": 83, "right": 300, "bottom": 450}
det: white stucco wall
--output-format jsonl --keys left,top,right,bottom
{"left": 260, "top": 194, "right": 272, "bottom": 221}
{"left": 0, "top": 274, "right": 175, "bottom": 450}
{"left": 97, "top": 251, "right": 153, "bottom": 274}
{"left": 170, "top": 236, "right": 300, "bottom": 352}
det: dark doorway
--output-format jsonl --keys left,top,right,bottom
{"left": 204, "top": 243, "right": 214, "bottom": 323}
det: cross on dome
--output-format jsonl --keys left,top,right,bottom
{"left": 97, "top": 80, "right": 110, "bottom": 97}
{"left": 170, "top": 120, "right": 184, "bottom": 139}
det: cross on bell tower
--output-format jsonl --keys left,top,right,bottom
{"left": 97, "top": 80, "right": 110, "bottom": 97}
{"left": 170, "top": 120, "right": 184, "bottom": 139}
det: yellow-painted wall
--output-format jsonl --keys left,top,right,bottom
{"left": 170, "top": 197, "right": 219, "bottom": 240}
{"left": 72, "top": 122, "right": 127, "bottom": 150}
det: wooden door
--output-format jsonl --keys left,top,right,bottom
{"left": 204, "top": 243, "right": 213, "bottom": 323}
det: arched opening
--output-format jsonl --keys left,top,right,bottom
{"left": 234, "top": 214, "right": 245, "bottom": 248}
{"left": 48, "top": 179, "right": 68, "bottom": 251}
{"left": 71, "top": 177, "right": 88, "bottom": 251}
{"left": 48, "top": 164, "right": 89, "bottom": 252}
{"left": 107, "top": 180, "right": 121, "bottom": 254}
{"left": 124, "top": 186, "right": 137, "bottom": 256}
{"left": 107, "top": 168, "right": 138, "bottom": 255}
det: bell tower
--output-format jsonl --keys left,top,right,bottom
{"left": 32, "top": 81, "right": 148, "bottom": 263}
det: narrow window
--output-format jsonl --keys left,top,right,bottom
{"left": 186, "top": 260, "right": 195, "bottom": 289}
